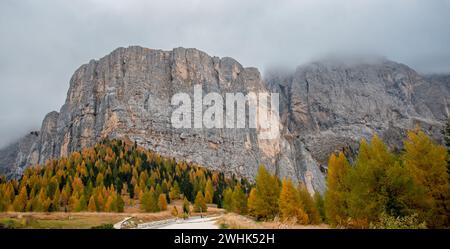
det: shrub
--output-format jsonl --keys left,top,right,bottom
{"left": 369, "top": 213, "right": 427, "bottom": 229}
{"left": 91, "top": 223, "right": 114, "bottom": 229}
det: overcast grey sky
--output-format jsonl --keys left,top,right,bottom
{"left": 0, "top": 0, "right": 449, "bottom": 148}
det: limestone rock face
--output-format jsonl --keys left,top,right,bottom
{"left": 0, "top": 46, "right": 298, "bottom": 189}
{"left": 0, "top": 131, "right": 39, "bottom": 177}
{"left": 419, "top": 74, "right": 450, "bottom": 122}
{"left": 0, "top": 47, "right": 448, "bottom": 194}
{"left": 266, "top": 58, "right": 449, "bottom": 177}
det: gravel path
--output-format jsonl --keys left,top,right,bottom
{"left": 158, "top": 217, "right": 220, "bottom": 229}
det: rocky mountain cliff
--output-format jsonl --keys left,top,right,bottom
{"left": 0, "top": 47, "right": 448, "bottom": 194}
{"left": 266, "top": 58, "right": 449, "bottom": 169}
{"left": 0, "top": 131, "right": 38, "bottom": 176}
{"left": 0, "top": 46, "right": 301, "bottom": 190}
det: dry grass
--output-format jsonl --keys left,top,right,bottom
{"left": 217, "top": 213, "right": 329, "bottom": 229}
{"left": 0, "top": 212, "right": 124, "bottom": 229}
{"left": 0, "top": 201, "right": 225, "bottom": 229}
{"left": 0, "top": 201, "right": 329, "bottom": 229}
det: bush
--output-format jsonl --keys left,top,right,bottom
{"left": 181, "top": 212, "right": 190, "bottom": 220}
{"left": 91, "top": 223, "right": 115, "bottom": 229}
{"left": 171, "top": 206, "right": 179, "bottom": 217}
{"left": 3, "top": 219, "right": 21, "bottom": 229}
{"left": 369, "top": 213, "right": 427, "bottom": 229}
{"left": 219, "top": 223, "right": 229, "bottom": 229}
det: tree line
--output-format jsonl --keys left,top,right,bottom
{"left": 325, "top": 130, "right": 449, "bottom": 228}
{"left": 0, "top": 128, "right": 448, "bottom": 228}
{"left": 0, "top": 140, "right": 249, "bottom": 213}
{"left": 222, "top": 165, "right": 324, "bottom": 225}
{"left": 221, "top": 129, "right": 449, "bottom": 228}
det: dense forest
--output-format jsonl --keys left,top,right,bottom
{"left": 0, "top": 128, "right": 449, "bottom": 229}
{"left": 0, "top": 140, "right": 250, "bottom": 214}
{"left": 228, "top": 129, "right": 448, "bottom": 228}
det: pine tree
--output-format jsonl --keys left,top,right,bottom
{"left": 231, "top": 184, "right": 247, "bottom": 214}
{"left": 194, "top": 191, "right": 207, "bottom": 213}
{"left": 133, "top": 184, "right": 142, "bottom": 200}
{"left": 247, "top": 188, "right": 257, "bottom": 216}
{"left": 158, "top": 194, "right": 168, "bottom": 211}
{"left": 1, "top": 183, "right": 14, "bottom": 211}
{"left": 346, "top": 135, "right": 423, "bottom": 228}
{"left": 205, "top": 179, "right": 214, "bottom": 204}
{"left": 324, "top": 151, "right": 350, "bottom": 226}
{"left": 169, "top": 181, "right": 181, "bottom": 200}
{"left": 37, "top": 188, "right": 48, "bottom": 212}
{"left": 161, "top": 180, "right": 168, "bottom": 194}
{"left": 23, "top": 200, "right": 31, "bottom": 212}
{"left": 140, "top": 190, "right": 151, "bottom": 212}
{"left": 60, "top": 184, "right": 70, "bottom": 209}
{"left": 222, "top": 187, "right": 233, "bottom": 211}
{"left": 171, "top": 206, "right": 179, "bottom": 217}
{"left": 182, "top": 197, "right": 190, "bottom": 216}
{"left": 13, "top": 186, "right": 28, "bottom": 212}
{"left": 155, "top": 184, "right": 163, "bottom": 198}
{"left": 76, "top": 195, "right": 87, "bottom": 212}
{"left": 313, "top": 192, "right": 325, "bottom": 222}
{"left": 47, "top": 176, "right": 59, "bottom": 198}
{"left": 279, "top": 179, "right": 298, "bottom": 220}
{"left": 72, "top": 176, "right": 84, "bottom": 195}
{"left": 298, "top": 185, "right": 320, "bottom": 224}
{"left": 104, "top": 195, "right": 115, "bottom": 212}
{"left": 96, "top": 173, "right": 104, "bottom": 187}
{"left": 204, "top": 191, "right": 212, "bottom": 206}
{"left": 116, "top": 194, "right": 125, "bottom": 212}
{"left": 279, "top": 179, "right": 308, "bottom": 224}
{"left": 0, "top": 187, "right": 8, "bottom": 212}
{"left": 88, "top": 195, "right": 97, "bottom": 212}
{"left": 30, "top": 196, "right": 41, "bottom": 212}
{"left": 346, "top": 136, "right": 395, "bottom": 227}
{"left": 149, "top": 188, "right": 159, "bottom": 212}
{"left": 51, "top": 188, "right": 60, "bottom": 211}
{"left": 403, "top": 130, "right": 449, "bottom": 228}
{"left": 140, "top": 189, "right": 158, "bottom": 212}
{"left": 43, "top": 197, "right": 52, "bottom": 212}
{"left": 253, "top": 165, "right": 280, "bottom": 220}
{"left": 69, "top": 193, "right": 80, "bottom": 212}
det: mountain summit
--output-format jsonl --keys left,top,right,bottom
{"left": 0, "top": 46, "right": 448, "bottom": 194}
